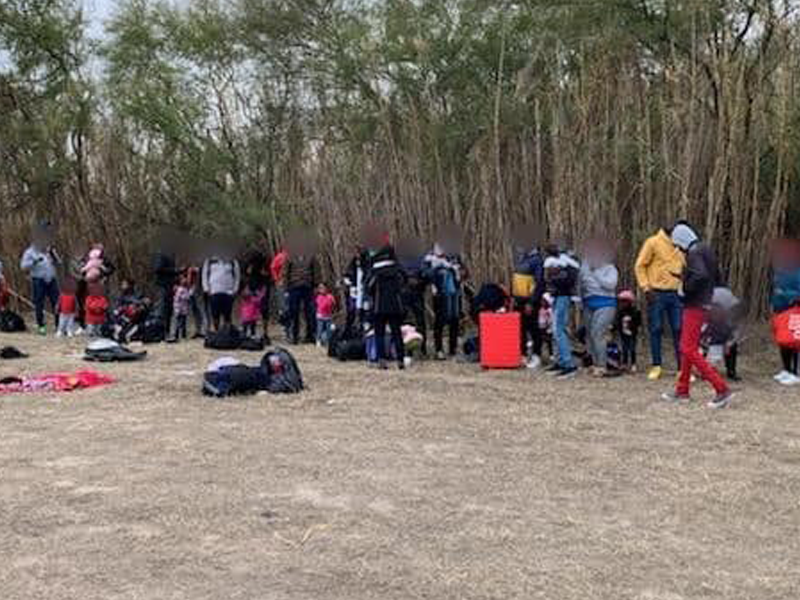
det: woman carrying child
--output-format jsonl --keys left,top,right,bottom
{"left": 424, "top": 229, "right": 467, "bottom": 361}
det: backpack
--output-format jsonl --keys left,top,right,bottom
{"left": 328, "top": 327, "right": 367, "bottom": 361}
{"left": 773, "top": 307, "right": 800, "bottom": 350}
{"left": 204, "top": 325, "right": 243, "bottom": 350}
{"left": 261, "top": 347, "right": 304, "bottom": 394}
{"left": 133, "top": 317, "right": 165, "bottom": 344}
{"left": 0, "top": 310, "right": 26, "bottom": 333}
{"left": 203, "top": 365, "right": 269, "bottom": 398}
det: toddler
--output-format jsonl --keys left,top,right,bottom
{"left": 315, "top": 283, "right": 337, "bottom": 347}
{"left": 57, "top": 278, "right": 79, "bottom": 337}
{"left": 615, "top": 290, "right": 642, "bottom": 372}
{"left": 240, "top": 279, "right": 266, "bottom": 338}
{"left": 170, "top": 274, "right": 193, "bottom": 341}
{"left": 84, "top": 282, "right": 110, "bottom": 337}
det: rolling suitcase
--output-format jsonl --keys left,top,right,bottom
{"left": 479, "top": 312, "right": 521, "bottom": 369}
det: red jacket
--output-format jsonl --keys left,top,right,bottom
{"left": 58, "top": 293, "right": 78, "bottom": 315}
{"left": 85, "top": 295, "right": 110, "bottom": 325}
{"left": 270, "top": 250, "right": 288, "bottom": 285}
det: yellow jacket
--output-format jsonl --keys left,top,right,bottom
{"left": 634, "top": 230, "right": 685, "bottom": 292}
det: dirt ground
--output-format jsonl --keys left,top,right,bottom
{"left": 0, "top": 330, "right": 798, "bottom": 600}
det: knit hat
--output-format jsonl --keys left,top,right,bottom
{"left": 671, "top": 223, "right": 699, "bottom": 251}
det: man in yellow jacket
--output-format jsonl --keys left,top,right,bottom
{"left": 635, "top": 226, "right": 686, "bottom": 380}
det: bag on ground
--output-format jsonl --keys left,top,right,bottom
{"left": 0, "top": 309, "right": 26, "bottom": 333}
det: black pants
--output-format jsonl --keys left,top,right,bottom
{"left": 158, "top": 284, "right": 173, "bottom": 337}
{"left": 288, "top": 284, "right": 315, "bottom": 343}
{"left": 32, "top": 278, "right": 59, "bottom": 328}
{"left": 209, "top": 293, "right": 234, "bottom": 330}
{"left": 402, "top": 289, "right": 427, "bottom": 355}
{"left": 515, "top": 299, "right": 542, "bottom": 356}
{"left": 621, "top": 334, "right": 637, "bottom": 367}
{"left": 374, "top": 314, "right": 404, "bottom": 364}
{"left": 433, "top": 299, "right": 459, "bottom": 356}
{"left": 781, "top": 347, "right": 798, "bottom": 375}
{"left": 725, "top": 343, "right": 739, "bottom": 379}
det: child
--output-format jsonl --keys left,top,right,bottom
{"left": 615, "top": 290, "right": 642, "bottom": 372}
{"left": 240, "top": 278, "right": 266, "bottom": 339}
{"left": 84, "top": 282, "right": 110, "bottom": 337}
{"left": 81, "top": 244, "right": 106, "bottom": 283}
{"left": 538, "top": 293, "right": 554, "bottom": 361}
{"left": 113, "top": 278, "right": 145, "bottom": 342}
{"left": 56, "top": 278, "right": 79, "bottom": 337}
{"left": 170, "top": 274, "right": 193, "bottom": 341}
{"left": 315, "top": 283, "right": 337, "bottom": 347}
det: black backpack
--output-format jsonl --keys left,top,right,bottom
{"left": 261, "top": 347, "right": 304, "bottom": 394}
{"left": 328, "top": 327, "right": 366, "bottom": 362}
{"left": 0, "top": 310, "right": 26, "bottom": 333}
{"left": 205, "top": 325, "right": 243, "bottom": 350}
{"left": 133, "top": 317, "right": 165, "bottom": 344}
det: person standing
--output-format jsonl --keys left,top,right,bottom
{"left": 152, "top": 229, "right": 179, "bottom": 338}
{"left": 634, "top": 225, "right": 686, "bottom": 380}
{"left": 270, "top": 246, "right": 289, "bottom": 339}
{"left": 367, "top": 243, "right": 407, "bottom": 369}
{"left": 512, "top": 242, "right": 546, "bottom": 369}
{"left": 397, "top": 236, "right": 429, "bottom": 356}
{"left": 202, "top": 248, "right": 241, "bottom": 332}
{"left": 544, "top": 245, "right": 580, "bottom": 379}
{"left": 579, "top": 238, "right": 619, "bottom": 377}
{"left": 661, "top": 222, "right": 732, "bottom": 409}
{"left": 342, "top": 245, "right": 369, "bottom": 337}
{"left": 424, "top": 242, "right": 467, "bottom": 360}
{"left": 284, "top": 241, "right": 320, "bottom": 344}
{"left": 20, "top": 224, "right": 61, "bottom": 335}
{"left": 770, "top": 239, "right": 800, "bottom": 386}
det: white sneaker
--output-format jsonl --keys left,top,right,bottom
{"left": 55, "top": 331, "right": 63, "bottom": 338}
{"left": 526, "top": 355, "right": 542, "bottom": 371}
{"left": 780, "top": 373, "right": 800, "bottom": 386}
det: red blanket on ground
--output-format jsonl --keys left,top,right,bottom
{"left": 0, "top": 371, "right": 114, "bottom": 395}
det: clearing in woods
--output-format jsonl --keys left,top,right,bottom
{"left": 0, "top": 332, "right": 798, "bottom": 600}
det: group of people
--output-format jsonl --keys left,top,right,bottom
{"left": 4, "top": 219, "right": 800, "bottom": 409}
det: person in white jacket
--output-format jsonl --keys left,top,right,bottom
{"left": 202, "top": 252, "right": 241, "bottom": 332}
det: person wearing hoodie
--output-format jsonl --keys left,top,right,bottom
{"left": 512, "top": 242, "right": 546, "bottom": 369}
{"left": 662, "top": 222, "right": 732, "bottom": 409}
{"left": 579, "top": 238, "right": 619, "bottom": 376}
{"left": 366, "top": 243, "right": 407, "bottom": 369}
{"left": 769, "top": 238, "right": 800, "bottom": 386}
{"left": 20, "top": 223, "right": 62, "bottom": 335}
{"left": 544, "top": 244, "right": 581, "bottom": 379}
{"left": 397, "top": 236, "right": 429, "bottom": 357}
{"left": 635, "top": 226, "right": 686, "bottom": 380}
{"left": 424, "top": 242, "right": 467, "bottom": 360}
{"left": 284, "top": 239, "right": 320, "bottom": 344}
{"left": 202, "top": 244, "right": 241, "bottom": 332}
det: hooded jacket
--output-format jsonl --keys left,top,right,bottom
{"left": 771, "top": 268, "right": 800, "bottom": 313}
{"left": 671, "top": 224, "right": 721, "bottom": 308}
{"left": 366, "top": 246, "right": 406, "bottom": 316}
{"left": 634, "top": 229, "right": 685, "bottom": 292}
{"left": 513, "top": 248, "right": 545, "bottom": 302}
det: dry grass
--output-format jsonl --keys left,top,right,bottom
{"left": 0, "top": 331, "right": 799, "bottom": 600}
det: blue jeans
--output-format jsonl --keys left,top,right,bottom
{"left": 288, "top": 285, "right": 315, "bottom": 342}
{"left": 554, "top": 296, "right": 574, "bottom": 369}
{"left": 647, "top": 290, "right": 682, "bottom": 367}
{"left": 32, "top": 278, "right": 59, "bottom": 328}
{"left": 316, "top": 318, "right": 333, "bottom": 345}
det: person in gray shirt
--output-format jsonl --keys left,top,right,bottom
{"left": 20, "top": 224, "right": 61, "bottom": 334}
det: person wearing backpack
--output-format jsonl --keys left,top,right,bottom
{"left": 661, "top": 222, "right": 732, "bottom": 409}
{"left": 367, "top": 243, "right": 407, "bottom": 369}
{"left": 202, "top": 247, "right": 241, "bottom": 332}
{"left": 770, "top": 238, "right": 800, "bottom": 386}
{"left": 424, "top": 241, "right": 467, "bottom": 360}
{"left": 397, "top": 236, "right": 429, "bottom": 357}
{"left": 20, "top": 223, "right": 62, "bottom": 335}
{"left": 512, "top": 240, "right": 546, "bottom": 369}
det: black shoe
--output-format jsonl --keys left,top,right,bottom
{"left": 378, "top": 360, "right": 389, "bottom": 370}
{"left": 398, "top": 361, "right": 406, "bottom": 370}
{"left": 555, "top": 367, "right": 578, "bottom": 380}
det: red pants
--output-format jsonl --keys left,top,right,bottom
{"left": 676, "top": 307, "right": 729, "bottom": 396}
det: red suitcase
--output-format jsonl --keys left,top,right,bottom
{"left": 480, "top": 312, "right": 522, "bottom": 369}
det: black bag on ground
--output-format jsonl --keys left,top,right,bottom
{"left": 261, "top": 347, "right": 304, "bottom": 394}
{"left": 130, "top": 317, "right": 165, "bottom": 344}
{"left": 328, "top": 327, "right": 366, "bottom": 362}
{"left": 0, "top": 310, "right": 26, "bottom": 333}
{"left": 239, "top": 337, "right": 266, "bottom": 352}
{"left": 203, "top": 365, "right": 270, "bottom": 398}
{"left": 204, "top": 325, "right": 243, "bottom": 350}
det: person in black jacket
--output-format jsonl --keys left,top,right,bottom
{"left": 151, "top": 228, "right": 179, "bottom": 338}
{"left": 366, "top": 243, "right": 406, "bottom": 369}
{"left": 662, "top": 222, "right": 732, "bottom": 408}
{"left": 397, "top": 236, "right": 429, "bottom": 356}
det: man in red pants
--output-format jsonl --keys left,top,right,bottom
{"left": 662, "top": 222, "right": 733, "bottom": 409}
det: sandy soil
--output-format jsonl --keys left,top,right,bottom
{"left": 0, "top": 331, "right": 798, "bottom": 600}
